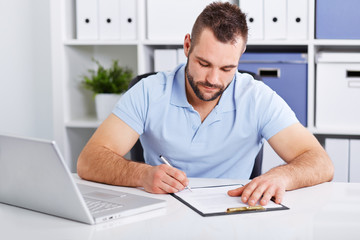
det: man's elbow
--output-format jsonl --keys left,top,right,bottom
{"left": 327, "top": 161, "right": 335, "bottom": 182}
{"left": 323, "top": 155, "right": 335, "bottom": 183}
{"left": 77, "top": 149, "right": 90, "bottom": 181}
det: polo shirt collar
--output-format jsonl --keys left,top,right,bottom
{"left": 170, "top": 64, "right": 191, "bottom": 108}
{"left": 170, "top": 64, "right": 237, "bottom": 113}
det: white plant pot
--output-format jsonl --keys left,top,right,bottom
{"left": 95, "top": 93, "right": 122, "bottom": 121}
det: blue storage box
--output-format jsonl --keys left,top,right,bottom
{"left": 316, "top": 0, "right": 360, "bottom": 39}
{"left": 238, "top": 53, "right": 308, "bottom": 126}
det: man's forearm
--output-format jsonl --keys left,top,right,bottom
{"left": 268, "top": 147, "right": 334, "bottom": 191}
{"left": 77, "top": 143, "right": 151, "bottom": 187}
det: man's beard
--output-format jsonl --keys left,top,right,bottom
{"left": 185, "top": 63, "right": 225, "bottom": 102}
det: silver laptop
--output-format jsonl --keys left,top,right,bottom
{"left": 0, "top": 134, "right": 166, "bottom": 225}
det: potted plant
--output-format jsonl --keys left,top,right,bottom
{"left": 82, "top": 59, "right": 133, "bottom": 120}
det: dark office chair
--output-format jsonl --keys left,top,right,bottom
{"left": 128, "top": 70, "right": 263, "bottom": 179}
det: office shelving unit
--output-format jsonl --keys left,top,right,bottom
{"left": 50, "top": 0, "right": 360, "bottom": 172}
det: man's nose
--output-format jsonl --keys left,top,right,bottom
{"left": 206, "top": 68, "right": 220, "bottom": 86}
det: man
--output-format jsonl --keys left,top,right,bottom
{"left": 78, "top": 2, "right": 334, "bottom": 207}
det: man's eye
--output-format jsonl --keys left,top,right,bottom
{"left": 199, "top": 62, "right": 209, "bottom": 67}
{"left": 222, "top": 68, "right": 232, "bottom": 72}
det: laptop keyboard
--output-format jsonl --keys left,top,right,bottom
{"left": 84, "top": 197, "right": 123, "bottom": 214}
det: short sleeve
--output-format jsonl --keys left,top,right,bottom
{"left": 258, "top": 86, "right": 299, "bottom": 140}
{"left": 112, "top": 80, "right": 147, "bottom": 135}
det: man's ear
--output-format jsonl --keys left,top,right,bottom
{"left": 184, "top": 34, "right": 191, "bottom": 58}
{"left": 242, "top": 45, "right": 247, "bottom": 54}
{"left": 238, "top": 46, "right": 247, "bottom": 62}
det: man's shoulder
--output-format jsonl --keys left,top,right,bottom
{"left": 140, "top": 65, "right": 184, "bottom": 96}
{"left": 141, "top": 65, "right": 183, "bottom": 88}
{"left": 234, "top": 72, "right": 273, "bottom": 97}
{"left": 140, "top": 72, "right": 168, "bottom": 88}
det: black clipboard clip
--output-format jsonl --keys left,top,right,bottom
{"left": 226, "top": 205, "right": 265, "bottom": 213}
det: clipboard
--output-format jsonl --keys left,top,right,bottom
{"left": 171, "top": 184, "right": 289, "bottom": 217}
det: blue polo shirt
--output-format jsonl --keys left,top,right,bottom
{"left": 113, "top": 64, "right": 298, "bottom": 179}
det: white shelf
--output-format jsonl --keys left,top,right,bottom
{"left": 313, "top": 128, "right": 360, "bottom": 136}
{"left": 142, "top": 40, "right": 184, "bottom": 46}
{"left": 63, "top": 39, "right": 139, "bottom": 46}
{"left": 247, "top": 40, "right": 310, "bottom": 46}
{"left": 313, "top": 39, "right": 360, "bottom": 46}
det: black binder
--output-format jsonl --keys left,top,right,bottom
{"left": 171, "top": 184, "right": 289, "bottom": 217}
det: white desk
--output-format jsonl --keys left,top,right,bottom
{"left": 1, "top": 176, "right": 360, "bottom": 240}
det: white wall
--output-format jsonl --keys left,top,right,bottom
{"left": 0, "top": 0, "right": 52, "bottom": 139}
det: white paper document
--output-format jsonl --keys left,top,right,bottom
{"left": 173, "top": 184, "right": 287, "bottom": 216}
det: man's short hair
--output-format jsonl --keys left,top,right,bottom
{"left": 190, "top": 2, "right": 248, "bottom": 47}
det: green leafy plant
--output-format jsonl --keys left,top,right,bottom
{"left": 82, "top": 59, "right": 133, "bottom": 94}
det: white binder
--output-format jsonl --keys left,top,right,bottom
{"left": 147, "top": 0, "right": 211, "bottom": 40}
{"left": 76, "top": 0, "right": 99, "bottom": 40}
{"left": 119, "top": 0, "right": 137, "bottom": 40}
{"left": 99, "top": 0, "right": 121, "bottom": 39}
{"left": 350, "top": 140, "right": 360, "bottom": 183}
{"left": 264, "top": 0, "right": 287, "bottom": 39}
{"left": 325, "top": 138, "right": 349, "bottom": 183}
{"left": 287, "top": 0, "right": 308, "bottom": 39}
{"left": 154, "top": 49, "right": 177, "bottom": 72}
{"left": 240, "top": 0, "right": 264, "bottom": 40}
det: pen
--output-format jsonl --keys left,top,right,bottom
{"left": 226, "top": 205, "right": 265, "bottom": 213}
{"left": 159, "top": 155, "right": 192, "bottom": 192}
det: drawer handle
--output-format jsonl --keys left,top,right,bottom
{"left": 348, "top": 81, "right": 360, "bottom": 88}
{"left": 258, "top": 68, "right": 280, "bottom": 78}
{"left": 346, "top": 70, "right": 360, "bottom": 78}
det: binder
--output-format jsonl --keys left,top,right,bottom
{"left": 264, "top": 0, "right": 286, "bottom": 39}
{"left": 240, "top": 0, "right": 264, "bottom": 40}
{"left": 98, "top": 0, "right": 121, "bottom": 40}
{"left": 154, "top": 49, "right": 177, "bottom": 72}
{"left": 76, "top": 0, "right": 99, "bottom": 40}
{"left": 119, "top": 0, "right": 137, "bottom": 40}
{"left": 287, "top": 0, "right": 308, "bottom": 39}
{"left": 147, "top": 0, "right": 210, "bottom": 40}
{"left": 172, "top": 184, "right": 288, "bottom": 217}
{"left": 350, "top": 140, "right": 360, "bottom": 183}
{"left": 325, "top": 138, "right": 349, "bottom": 182}
{"left": 316, "top": 0, "right": 360, "bottom": 39}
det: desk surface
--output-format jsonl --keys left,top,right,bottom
{"left": 1, "top": 176, "right": 360, "bottom": 240}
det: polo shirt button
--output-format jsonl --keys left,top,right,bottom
{"left": 192, "top": 125, "right": 197, "bottom": 130}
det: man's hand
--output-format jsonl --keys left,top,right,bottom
{"left": 227, "top": 172, "right": 287, "bottom": 206}
{"left": 141, "top": 164, "right": 189, "bottom": 194}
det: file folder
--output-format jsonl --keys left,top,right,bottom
{"left": 99, "top": 0, "right": 121, "bottom": 39}
{"left": 147, "top": 0, "right": 211, "bottom": 40}
{"left": 172, "top": 184, "right": 288, "bottom": 217}
{"left": 240, "top": 0, "right": 264, "bottom": 40}
{"left": 119, "top": 0, "right": 137, "bottom": 40}
{"left": 264, "top": 0, "right": 286, "bottom": 39}
{"left": 76, "top": 0, "right": 99, "bottom": 40}
{"left": 287, "top": 0, "right": 308, "bottom": 39}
